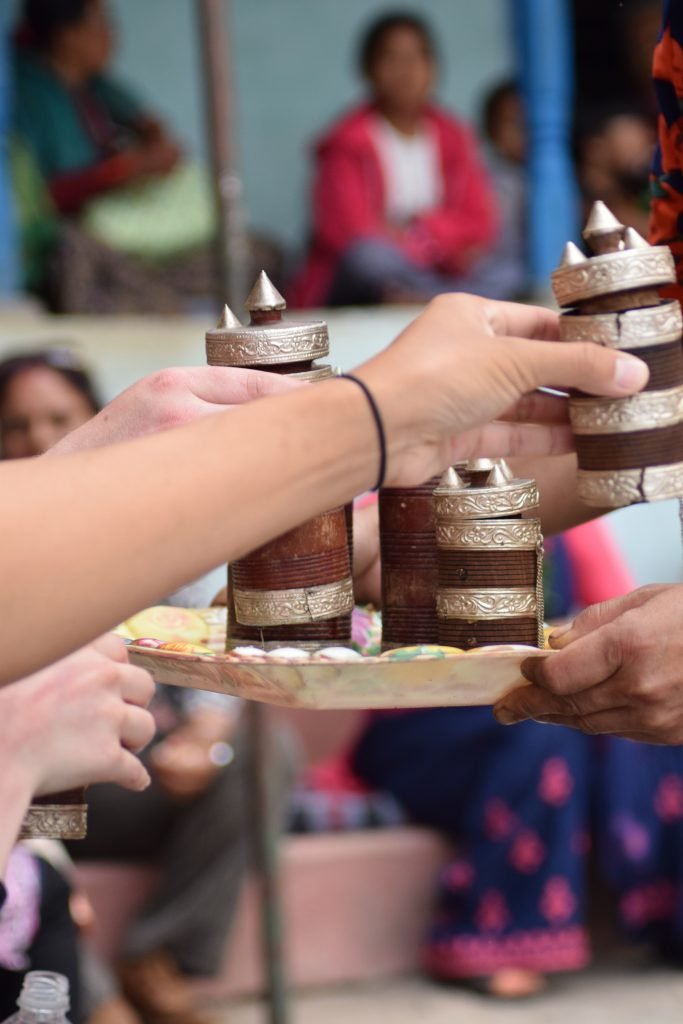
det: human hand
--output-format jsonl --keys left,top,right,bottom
{"left": 493, "top": 584, "right": 683, "bottom": 743}
{"left": 356, "top": 294, "right": 650, "bottom": 486}
{"left": 4, "top": 634, "right": 155, "bottom": 799}
{"left": 352, "top": 501, "right": 381, "bottom": 606}
{"left": 150, "top": 709, "right": 236, "bottom": 801}
{"left": 129, "top": 137, "right": 182, "bottom": 178}
{"left": 50, "top": 366, "right": 300, "bottom": 454}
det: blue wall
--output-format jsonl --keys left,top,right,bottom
{"left": 103, "top": 0, "right": 511, "bottom": 253}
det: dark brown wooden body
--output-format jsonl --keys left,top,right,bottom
{"left": 438, "top": 618, "right": 538, "bottom": 648}
{"left": 379, "top": 478, "right": 439, "bottom": 648}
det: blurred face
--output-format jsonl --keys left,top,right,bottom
{"left": 0, "top": 366, "right": 95, "bottom": 458}
{"left": 489, "top": 92, "right": 526, "bottom": 164}
{"left": 54, "top": 0, "right": 113, "bottom": 77}
{"left": 366, "top": 26, "right": 435, "bottom": 117}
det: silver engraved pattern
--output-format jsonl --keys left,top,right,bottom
{"left": 289, "top": 364, "right": 334, "bottom": 382}
{"left": 436, "top": 587, "right": 538, "bottom": 621}
{"left": 569, "top": 386, "right": 683, "bottom": 435}
{"left": 206, "top": 325, "right": 329, "bottom": 366}
{"left": 552, "top": 247, "right": 675, "bottom": 307}
{"left": 234, "top": 578, "right": 354, "bottom": 627}
{"left": 559, "top": 302, "right": 683, "bottom": 350}
{"left": 19, "top": 805, "right": 87, "bottom": 840}
{"left": 576, "top": 462, "right": 683, "bottom": 507}
{"left": 434, "top": 481, "right": 539, "bottom": 520}
{"left": 435, "top": 519, "right": 542, "bottom": 550}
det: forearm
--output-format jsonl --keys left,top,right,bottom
{"left": 0, "top": 379, "right": 385, "bottom": 682}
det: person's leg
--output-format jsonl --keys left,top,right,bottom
{"left": 121, "top": 721, "right": 298, "bottom": 975}
{"left": 326, "top": 239, "right": 462, "bottom": 305}
{"left": 353, "top": 708, "right": 591, "bottom": 985}
{"left": 597, "top": 738, "right": 683, "bottom": 959}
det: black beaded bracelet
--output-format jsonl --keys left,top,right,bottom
{"left": 339, "top": 373, "right": 387, "bottom": 491}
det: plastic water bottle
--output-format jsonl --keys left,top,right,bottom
{"left": 2, "top": 972, "right": 71, "bottom": 1024}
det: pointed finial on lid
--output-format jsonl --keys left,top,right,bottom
{"left": 495, "top": 458, "right": 514, "bottom": 481}
{"left": 623, "top": 226, "right": 650, "bottom": 250}
{"left": 583, "top": 201, "right": 624, "bottom": 238}
{"left": 559, "top": 241, "right": 587, "bottom": 268}
{"left": 216, "top": 303, "right": 242, "bottom": 330}
{"left": 439, "top": 466, "right": 466, "bottom": 490}
{"left": 245, "top": 271, "right": 286, "bottom": 314}
{"left": 486, "top": 462, "right": 511, "bottom": 488}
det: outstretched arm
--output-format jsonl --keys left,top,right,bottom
{"left": 0, "top": 295, "right": 647, "bottom": 683}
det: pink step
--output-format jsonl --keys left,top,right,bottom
{"left": 75, "top": 827, "right": 450, "bottom": 995}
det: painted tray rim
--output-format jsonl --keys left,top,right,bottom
{"left": 128, "top": 644, "right": 552, "bottom": 710}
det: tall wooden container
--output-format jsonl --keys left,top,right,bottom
{"left": 552, "top": 201, "right": 683, "bottom": 507}
{"left": 205, "top": 272, "right": 353, "bottom": 648}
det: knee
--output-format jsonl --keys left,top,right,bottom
{"left": 338, "top": 238, "right": 407, "bottom": 280}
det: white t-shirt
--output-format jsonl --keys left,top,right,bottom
{"left": 371, "top": 116, "right": 443, "bottom": 225}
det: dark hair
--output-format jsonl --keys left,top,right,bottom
{"left": 481, "top": 80, "right": 520, "bottom": 141}
{"left": 359, "top": 12, "right": 436, "bottom": 76}
{"left": 0, "top": 348, "right": 101, "bottom": 414}
{"left": 21, "top": 0, "right": 94, "bottom": 51}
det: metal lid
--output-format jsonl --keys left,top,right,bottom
{"left": 551, "top": 202, "right": 675, "bottom": 309}
{"left": 206, "top": 271, "right": 329, "bottom": 367}
{"left": 433, "top": 460, "right": 539, "bottom": 520}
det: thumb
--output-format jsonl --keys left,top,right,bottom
{"left": 548, "top": 585, "right": 667, "bottom": 649}
{"left": 518, "top": 338, "right": 649, "bottom": 398}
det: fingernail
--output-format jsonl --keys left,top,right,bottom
{"left": 494, "top": 705, "right": 523, "bottom": 726}
{"left": 549, "top": 620, "right": 574, "bottom": 642}
{"left": 614, "top": 355, "right": 648, "bottom": 392}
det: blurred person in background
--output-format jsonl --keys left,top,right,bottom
{"left": 9, "top": 0, "right": 283, "bottom": 313}
{"left": 575, "top": 106, "right": 655, "bottom": 238}
{"left": 0, "top": 351, "right": 298, "bottom": 1024}
{"left": 290, "top": 11, "right": 501, "bottom": 307}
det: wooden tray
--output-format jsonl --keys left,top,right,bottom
{"left": 128, "top": 645, "right": 549, "bottom": 710}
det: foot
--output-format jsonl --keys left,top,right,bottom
{"left": 485, "top": 969, "right": 546, "bottom": 998}
{"left": 118, "top": 950, "right": 211, "bottom": 1023}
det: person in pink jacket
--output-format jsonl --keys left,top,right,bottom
{"left": 290, "top": 12, "right": 500, "bottom": 307}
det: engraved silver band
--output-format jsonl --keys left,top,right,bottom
{"left": 206, "top": 324, "right": 329, "bottom": 367}
{"left": 435, "top": 518, "right": 542, "bottom": 551}
{"left": 19, "top": 805, "right": 87, "bottom": 840}
{"left": 552, "top": 246, "right": 675, "bottom": 307}
{"left": 234, "top": 578, "right": 354, "bottom": 626}
{"left": 289, "top": 364, "right": 334, "bottom": 382}
{"left": 576, "top": 462, "right": 683, "bottom": 507}
{"left": 569, "top": 385, "right": 683, "bottom": 435}
{"left": 436, "top": 587, "right": 538, "bottom": 621}
{"left": 434, "top": 480, "right": 539, "bottom": 520}
{"left": 560, "top": 302, "right": 682, "bottom": 350}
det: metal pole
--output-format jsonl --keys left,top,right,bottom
{"left": 196, "top": 0, "right": 248, "bottom": 310}
{"left": 245, "top": 701, "right": 290, "bottom": 1024}
{"left": 512, "top": 0, "right": 579, "bottom": 295}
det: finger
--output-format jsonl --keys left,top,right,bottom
{"left": 179, "top": 367, "right": 301, "bottom": 405}
{"left": 119, "top": 665, "right": 155, "bottom": 708}
{"left": 91, "top": 633, "right": 129, "bottom": 663}
{"left": 498, "top": 391, "right": 570, "bottom": 426}
{"left": 448, "top": 422, "right": 575, "bottom": 463}
{"left": 514, "top": 337, "right": 649, "bottom": 398}
{"left": 484, "top": 301, "right": 561, "bottom": 342}
{"left": 494, "top": 676, "right": 628, "bottom": 723}
{"left": 531, "top": 707, "right": 656, "bottom": 737}
{"left": 519, "top": 625, "right": 624, "bottom": 695}
{"left": 548, "top": 586, "right": 669, "bottom": 649}
{"left": 121, "top": 705, "right": 156, "bottom": 752}
{"left": 111, "top": 749, "right": 152, "bottom": 791}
